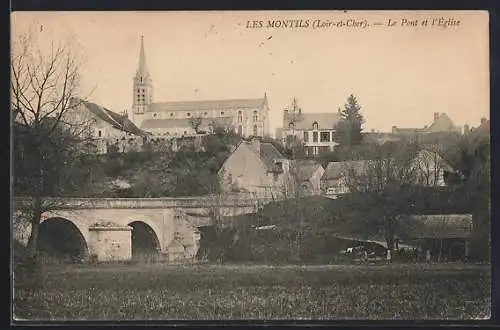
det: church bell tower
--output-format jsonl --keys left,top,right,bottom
{"left": 131, "top": 36, "right": 153, "bottom": 124}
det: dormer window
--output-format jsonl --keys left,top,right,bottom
{"left": 289, "top": 122, "right": 294, "bottom": 129}
{"left": 312, "top": 122, "right": 319, "bottom": 130}
{"left": 273, "top": 161, "right": 283, "bottom": 173}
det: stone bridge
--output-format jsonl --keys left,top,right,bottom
{"left": 12, "top": 194, "right": 260, "bottom": 263}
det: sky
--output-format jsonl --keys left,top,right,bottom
{"left": 11, "top": 11, "right": 489, "bottom": 135}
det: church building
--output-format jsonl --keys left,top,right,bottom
{"left": 127, "top": 37, "right": 270, "bottom": 138}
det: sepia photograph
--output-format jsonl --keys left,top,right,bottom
{"left": 11, "top": 10, "right": 491, "bottom": 321}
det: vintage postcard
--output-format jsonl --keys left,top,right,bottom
{"left": 11, "top": 10, "right": 490, "bottom": 321}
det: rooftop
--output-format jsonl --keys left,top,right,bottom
{"left": 147, "top": 98, "right": 267, "bottom": 113}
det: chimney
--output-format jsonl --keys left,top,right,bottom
{"left": 250, "top": 137, "right": 260, "bottom": 154}
{"left": 480, "top": 117, "right": 486, "bottom": 124}
{"left": 464, "top": 124, "right": 469, "bottom": 134}
{"left": 434, "top": 112, "right": 439, "bottom": 121}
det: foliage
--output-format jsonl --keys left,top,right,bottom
{"left": 333, "top": 94, "right": 365, "bottom": 147}
{"left": 188, "top": 116, "right": 203, "bottom": 134}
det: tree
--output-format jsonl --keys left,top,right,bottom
{"left": 189, "top": 116, "right": 203, "bottom": 134}
{"left": 11, "top": 28, "right": 92, "bottom": 264}
{"left": 342, "top": 141, "right": 422, "bottom": 251}
{"left": 333, "top": 94, "right": 364, "bottom": 147}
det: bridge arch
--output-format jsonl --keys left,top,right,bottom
{"left": 127, "top": 220, "right": 162, "bottom": 262}
{"left": 37, "top": 217, "right": 89, "bottom": 262}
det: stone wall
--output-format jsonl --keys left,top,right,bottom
{"left": 88, "top": 225, "right": 133, "bottom": 262}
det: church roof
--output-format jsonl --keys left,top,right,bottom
{"left": 140, "top": 117, "right": 233, "bottom": 129}
{"left": 285, "top": 112, "right": 341, "bottom": 130}
{"left": 147, "top": 98, "right": 266, "bottom": 113}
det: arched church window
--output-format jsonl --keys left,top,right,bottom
{"left": 253, "top": 110, "right": 258, "bottom": 121}
{"left": 238, "top": 111, "right": 242, "bottom": 122}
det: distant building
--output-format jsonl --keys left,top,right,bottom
{"left": 464, "top": 117, "right": 489, "bottom": 139}
{"left": 404, "top": 213, "right": 473, "bottom": 261}
{"left": 127, "top": 36, "right": 270, "bottom": 138}
{"left": 218, "top": 138, "right": 294, "bottom": 199}
{"left": 66, "top": 98, "right": 148, "bottom": 154}
{"left": 321, "top": 149, "right": 455, "bottom": 199}
{"left": 392, "top": 112, "right": 462, "bottom": 136}
{"left": 294, "top": 160, "right": 325, "bottom": 197}
{"left": 278, "top": 106, "right": 341, "bottom": 156}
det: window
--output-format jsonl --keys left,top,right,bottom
{"left": 170, "top": 113, "right": 174, "bottom": 117}
{"left": 204, "top": 112, "right": 208, "bottom": 116}
{"left": 238, "top": 111, "right": 242, "bottom": 122}
{"left": 153, "top": 113, "right": 157, "bottom": 118}
{"left": 238, "top": 125, "right": 243, "bottom": 135}
{"left": 253, "top": 125, "right": 258, "bottom": 136}
{"left": 187, "top": 112, "right": 191, "bottom": 117}
{"left": 137, "top": 89, "right": 140, "bottom": 93}
{"left": 313, "top": 131, "right": 318, "bottom": 142}
{"left": 288, "top": 122, "right": 294, "bottom": 129}
{"left": 98, "top": 130, "right": 102, "bottom": 137}
{"left": 312, "top": 122, "right": 319, "bottom": 130}
{"left": 253, "top": 110, "right": 258, "bottom": 121}
{"left": 303, "top": 131, "right": 309, "bottom": 142}
{"left": 221, "top": 111, "right": 225, "bottom": 116}
{"left": 320, "top": 131, "right": 330, "bottom": 142}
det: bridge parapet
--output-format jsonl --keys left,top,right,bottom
{"left": 13, "top": 194, "right": 261, "bottom": 210}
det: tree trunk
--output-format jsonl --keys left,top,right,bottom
{"left": 26, "top": 196, "right": 42, "bottom": 260}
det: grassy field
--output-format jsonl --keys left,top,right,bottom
{"left": 13, "top": 263, "right": 490, "bottom": 321}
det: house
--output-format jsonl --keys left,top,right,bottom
{"left": 294, "top": 160, "right": 325, "bottom": 197}
{"left": 391, "top": 112, "right": 462, "bottom": 136}
{"left": 278, "top": 105, "right": 341, "bottom": 156}
{"left": 65, "top": 98, "right": 149, "bottom": 153}
{"left": 218, "top": 138, "right": 293, "bottom": 199}
{"left": 320, "top": 149, "right": 455, "bottom": 198}
{"left": 403, "top": 213, "right": 473, "bottom": 261}
{"left": 321, "top": 160, "right": 370, "bottom": 198}
{"left": 464, "top": 117, "right": 490, "bottom": 139}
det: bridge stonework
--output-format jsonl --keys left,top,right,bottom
{"left": 13, "top": 195, "right": 260, "bottom": 263}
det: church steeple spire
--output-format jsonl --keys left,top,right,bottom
{"left": 136, "top": 35, "right": 150, "bottom": 77}
{"left": 131, "top": 35, "right": 153, "bottom": 120}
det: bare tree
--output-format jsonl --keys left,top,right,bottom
{"left": 344, "top": 141, "right": 421, "bottom": 251}
{"left": 11, "top": 27, "right": 93, "bottom": 263}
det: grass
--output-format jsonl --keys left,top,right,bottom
{"left": 13, "top": 263, "right": 490, "bottom": 321}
